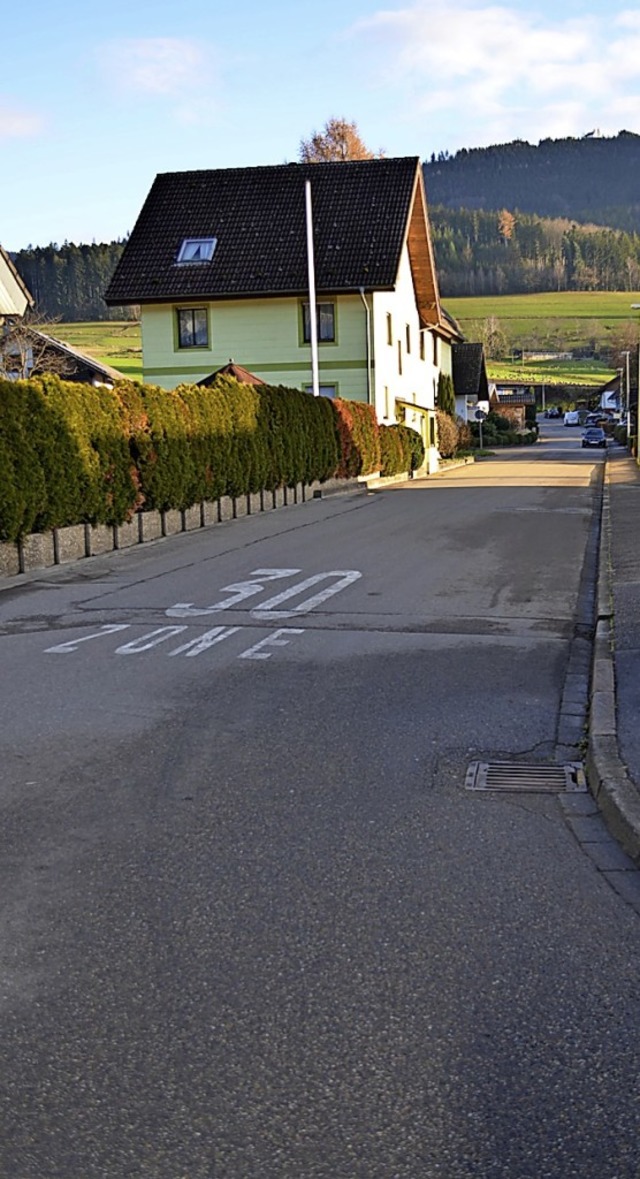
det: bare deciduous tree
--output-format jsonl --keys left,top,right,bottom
{"left": 0, "top": 312, "right": 76, "bottom": 380}
{"left": 299, "top": 118, "right": 384, "bottom": 163}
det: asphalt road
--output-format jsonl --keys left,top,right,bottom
{"left": 1, "top": 419, "right": 638, "bottom": 1179}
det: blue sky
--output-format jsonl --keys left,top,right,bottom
{"left": 3, "top": 0, "right": 639, "bottom": 250}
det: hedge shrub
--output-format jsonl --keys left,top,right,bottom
{"left": 0, "top": 375, "right": 139, "bottom": 542}
{"left": 436, "top": 408, "right": 459, "bottom": 458}
{"left": 333, "top": 399, "right": 381, "bottom": 477}
{"left": 379, "top": 424, "right": 407, "bottom": 476}
{"left": 0, "top": 375, "right": 390, "bottom": 544}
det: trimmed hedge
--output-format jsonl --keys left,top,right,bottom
{"left": 379, "top": 424, "right": 425, "bottom": 475}
{"left": 0, "top": 375, "right": 347, "bottom": 543}
{"left": 333, "top": 399, "right": 381, "bottom": 477}
{"left": 0, "top": 375, "right": 140, "bottom": 542}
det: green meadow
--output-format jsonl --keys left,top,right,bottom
{"left": 445, "top": 291, "right": 640, "bottom": 386}
{"left": 56, "top": 321, "right": 143, "bottom": 380}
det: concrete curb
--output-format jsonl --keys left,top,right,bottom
{"left": 587, "top": 455, "right": 640, "bottom": 865}
{"left": 0, "top": 479, "right": 365, "bottom": 585}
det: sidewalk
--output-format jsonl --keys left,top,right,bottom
{"left": 588, "top": 447, "right": 640, "bottom": 862}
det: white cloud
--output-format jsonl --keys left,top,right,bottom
{"left": 0, "top": 104, "right": 43, "bottom": 138}
{"left": 352, "top": 3, "right": 640, "bottom": 146}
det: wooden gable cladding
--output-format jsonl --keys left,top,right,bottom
{"left": 405, "top": 172, "right": 442, "bottom": 330}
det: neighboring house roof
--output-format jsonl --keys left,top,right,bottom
{"left": 105, "top": 157, "right": 447, "bottom": 331}
{"left": 438, "top": 306, "right": 464, "bottom": 343}
{"left": 0, "top": 244, "right": 33, "bottom": 318}
{"left": 197, "top": 360, "right": 265, "bottom": 387}
{"left": 491, "top": 388, "right": 536, "bottom": 406}
{"left": 452, "top": 342, "right": 489, "bottom": 399}
{"left": 30, "top": 331, "right": 124, "bottom": 385}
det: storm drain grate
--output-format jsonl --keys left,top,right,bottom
{"left": 465, "top": 761, "right": 587, "bottom": 793}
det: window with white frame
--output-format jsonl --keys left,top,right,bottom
{"left": 302, "top": 302, "right": 335, "bottom": 343}
{"left": 176, "top": 307, "right": 209, "bottom": 348}
{"left": 176, "top": 238, "right": 217, "bottom": 264}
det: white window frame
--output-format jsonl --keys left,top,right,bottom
{"left": 176, "top": 238, "right": 217, "bottom": 264}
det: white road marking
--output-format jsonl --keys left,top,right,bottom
{"left": 168, "top": 625, "right": 240, "bottom": 658}
{"left": 166, "top": 569, "right": 301, "bottom": 618}
{"left": 239, "top": 628, "right": 305, "bottom": 661}
{"left": 115, "top": 626, "right": 188, "bottom": 654}
{"left": 251, "top": 570, "right": 362, "bottom": 619}
{"left": 45, "top": 625, "right": 131, "bottom": 653}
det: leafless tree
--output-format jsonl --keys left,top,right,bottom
{"left": 0, "top": 312, "right": 76, "bottom": 380}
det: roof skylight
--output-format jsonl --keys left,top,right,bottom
{"left": 176, "top": 237, "right": 217, "bottom": 264}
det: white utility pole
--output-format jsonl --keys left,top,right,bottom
{"left": 305, "top": 180, "right": 320, "bottom": 397}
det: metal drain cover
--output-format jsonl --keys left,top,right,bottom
{"left": 465, "top": 761, "right": 587, "bottom": 793}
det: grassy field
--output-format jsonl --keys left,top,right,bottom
{"left": 444, "top": 290, "right": 640, "bottom": 386}
{"left": 56, "top": 321, "right": 142, "bottom": 379}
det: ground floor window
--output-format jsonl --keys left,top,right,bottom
{"left": 176, "top": 307, "right": 209, "bottom": 348}
{"left": 304, "top": 383, "right": 337, "bottom": 398}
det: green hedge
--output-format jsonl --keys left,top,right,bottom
{"left": 0, "top": 376, "right": 349, "bottom": 543}
{"left": 0, "top": 375, "right": 139, "bottom": 542}
{"left": 379, "top": 424, "right": 425, "bottom": 475}
{"left": 333, "top": 399, "right": 381, "bottom": 477}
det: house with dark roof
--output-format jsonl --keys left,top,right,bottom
{"left": 105, "top": 157, "right": 461, "bottom": 470}
{"left": 452, "top": 342, "right": 489, "bottom": 421}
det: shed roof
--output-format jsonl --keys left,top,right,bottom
{"left": 197, "top": 361, "right": 265, "bottom": 387}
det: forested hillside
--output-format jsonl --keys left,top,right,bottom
{"left": 430, "top": 207, "right": 640, "bottom": 296}
{"left": 424, "top": 131, "right": 640, "bottom": 233}
{"left": 11, "top": 240, "right": 131, "bottom": 322}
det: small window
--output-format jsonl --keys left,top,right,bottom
{"left": 177, "top": 307, "right": 209, "bottom": 348}
{"left": 406, "top": 324, "right": 411, "bottom": 353}
{"left": 304, "top": 384, "right": 336, "bottom": 398}
{"left": 420, "top": 333, "right": 425, "bottom": 361}
{"left": 398, "top": 340, "right": 403, "bottom": 376}
{"left": 176, "top": 237, "right": 217, "bottom": 264}
{"left": 429, "top": 417, "right": 436, "bottom": 447}
{"left": 387, "top": 313, "right": 393, "bottom": 345}
{"left": 432, "top": 334, "right": 438, "bottom": 365}
{"left": 302, "top": 302, "right": 335, "bottom": 343}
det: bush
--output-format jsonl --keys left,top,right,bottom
{"left": 379, "top": 424, "right": 406, "bottom": 476}
{"left": 436, "top": 408, "right": 459, "bottom": 458}
{"left": 0, "top": 376, "right": 139, "bottom": 542}
{"left": 332, "top": 399, "right": 381, "bottom": 477}
{"left": 398, "top": 425, "right": 425, "bottom": 471}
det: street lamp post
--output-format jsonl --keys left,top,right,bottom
{"left": 631, "top": 305, "right": 640, "bottom": 460}
{"left": 621, "top": 350, "right": 631, "bottom": 436}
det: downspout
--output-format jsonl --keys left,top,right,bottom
{"left": 359, "top": 286, "right": 372, "bottom": 405}
{"left": 304, "top": 180, "right": 320, "bottom": 397}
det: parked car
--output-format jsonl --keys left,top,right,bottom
{"left": 582, "top": 427, "right": 607, "bottom": 449}
{"left": 564, "top": 411, "right": 580, "bottom": 426}
{"left": 545, "top": 407, "right": 560, "bottom": 418}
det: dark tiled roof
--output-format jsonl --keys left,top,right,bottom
{"left": 452, "top": 342, "right": 489, "bottom": 398}
{"left": 492, "top": 389, "right": 536, "bottom": 405}
{"left": 105, "top": 158, "right": 422, "bottom": 305}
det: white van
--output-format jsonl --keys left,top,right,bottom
{"left": 564, "top": 411, "right": 580, "bottom": 426}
